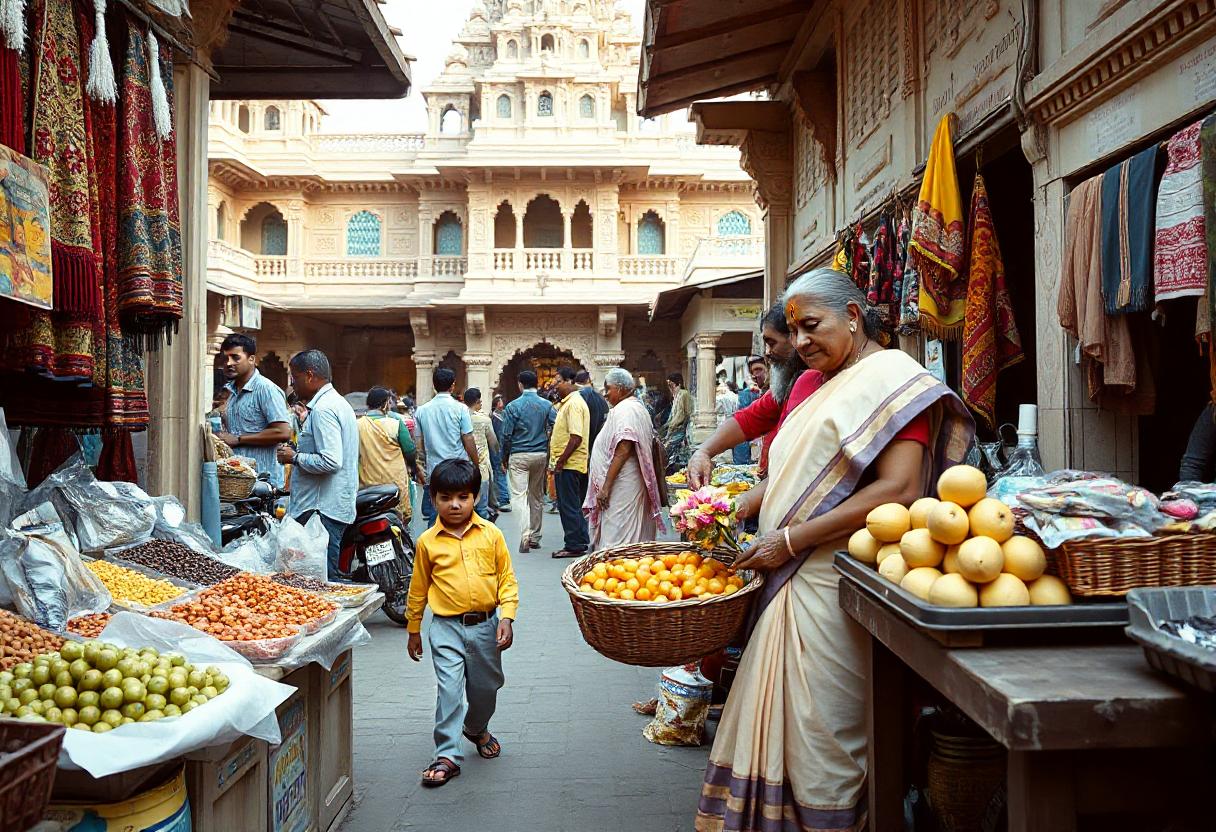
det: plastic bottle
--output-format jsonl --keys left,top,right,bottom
{"left": 999, "top": 404, "right": 1045, "bottom": 478}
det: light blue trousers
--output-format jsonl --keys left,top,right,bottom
{"left": 428, "top": 613, "right": 505, "bottom": 765}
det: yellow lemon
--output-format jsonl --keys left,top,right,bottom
{"left": 878, "top": 553, "right": 909, "bottom": 585}
{"left": 937, "top": 465, "right": 987, "bottom": 508}
{"left": 928, "top": 573, "right": 979, "bottom": 607}
{"left": 968, "top": 498, "right": 1015, "bottom": 543}
{"left": 957, "top": 536, "right": 1005, "bottom": 583}
{"left": 876, "top": 543, "right": 902, "bottom": 565}
{"left": 899, "top": 528, "right": 945, "bottom": 569}
{"left": 979, "top": 573, "right": 1031, "bottom": 607}
{"left": 909, "top": 497, "right": 941, "bottom": 530}
{"left": 847, "top": 528, "right": 883, "bottom": 563}
{"left": 926, "top": 501, "right": 969, "bottom": 545}
{"left": 1002, "top": 536, "right": 1047, "bottom": 581}
{"left": 1027, "top": 574, "right": 1071, "bottom": 606}
{"left": 900, "top": 567, "right": 942, "bottom": 601}
{"left": 866, "top": 503, "right": 911, "bottom": 543}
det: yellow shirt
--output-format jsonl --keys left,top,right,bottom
{"left": 405, "top": 514, "right": 520, "bottom": 633}
{"left": 549, "top": 390, "right": 590, "bottom": 474}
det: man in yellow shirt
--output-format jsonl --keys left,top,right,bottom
{"left": 407, "top": 459, "right": 519, "bottom": 788}
{"left": 549, "top": 366, "right": 591, "bottom": 558}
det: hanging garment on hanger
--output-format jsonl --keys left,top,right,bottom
{"left": 910, "top": 114, "right": 966, "bottom": 339}
{"left": 866, "top": 212, "right": 899, "bottom": 328}
{"left": 961, "top": 173, "right": 1024, "bottom": 430}
{"left": 1153, "top": 119, "right": 1207, "bottom": 302}
{"left": 1199, "top": 115, "right": 1216, "bottom": 403}
{"left": 897, "top": 214, "right": 920, "bottom": 335}
{"left": 1100, "top": 144, "right": 1159, "bottom": 314}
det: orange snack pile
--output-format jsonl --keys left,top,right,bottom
{"left": 67, "top": 613, "right": 113, "bottom": 639}
{"left": 577, "top": 551, "right": 744, "bottom": 603}
{"left": 154, "top": 573, "right": 338, "bottom": 642}
{"left": 0, "top": 610, "right": 65, "bottom": 670}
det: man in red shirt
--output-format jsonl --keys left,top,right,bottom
{"left": 687, "top": 304, "right": 810, "bottom": 488}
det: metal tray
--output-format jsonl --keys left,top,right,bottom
{"left": 834, "top": 552, "right": 1128, "bottom": 631}
{"left": 1125, "top": 586, "right": 1216, "bottom": 692}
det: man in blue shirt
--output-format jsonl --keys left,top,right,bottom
{"left": 414, "top": 367, "right": 479, "bottom": 526}
{"left": 501, "top": 370, "right": 556, "bottom": 552}
{"left": 276, "top": 350, "right": 359, "bottom": 580}
{"left": 214, "top": 334, "right": 292, "bottom": 487}
{"left": 733, "top": 356, "right": 767, "bottom": 465}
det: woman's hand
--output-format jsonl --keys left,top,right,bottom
{"left": 596, "top": 486, "right": 612, "bottom": 511}
{"left": 734, "top": 490, "right": 759, "bottom": 521}
{"left": 687, "top": 448, "right": 713, "bottom": 489}
{"left": 733, "top": 529, "right": 793, "bottom": 572}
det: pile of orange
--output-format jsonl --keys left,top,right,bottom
{"left": 577, "top": 551, "right": 745, "bottom": 603}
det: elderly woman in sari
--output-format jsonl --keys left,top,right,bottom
{"left": 582, "top": 368, "right": 665, "bottom": 548}
{"left": 696, "top": 270, "right": 972, "bottom": 832}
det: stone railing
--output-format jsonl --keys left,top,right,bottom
{"left": 208, "top": 239, "right": 255, "bottom": 275}
{"left": 524, "top": 249, "right": 562, "bottom": 271}
{"left": 432, "top": 255, "right": 467, "bottom": 277}
{"left": 303, "top": 259, "right": 419, "bottom": 280}
{"left": 698, "top": 234, "right": 765, "bottom": 258}
{"left": 570, "top": 250, "right": 593, "bottom": 271}
{"left": 254, "top": 256, "right": 289, "bottom": 279}
{"left": 619, "top": 255, "right": 681, "bottom": 277}
{"left": 493, "top": 250, "right": 515, "bottom": 271}
{"left": 313, "top": 133, "right": 427, "bottom": 154}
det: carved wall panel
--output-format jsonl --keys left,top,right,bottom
{"left": 845, "top": 0, "right": 899, "bottom": 146}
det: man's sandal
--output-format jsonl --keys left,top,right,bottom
{"left": 462, "top": 729, "right": 502, "bottom": 759}
{"left": 421, "top": 758, "right": 461, "bottom": 787}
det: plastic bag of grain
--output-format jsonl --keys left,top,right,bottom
{"left": 642, "top": 665, "right": 712, "bottom": 747}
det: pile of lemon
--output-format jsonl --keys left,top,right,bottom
{"left": 578, "top": 552, "right": 745, "bottom": 603}
{"left": 848, "top": 464, "right": 1072, "bottom": 608}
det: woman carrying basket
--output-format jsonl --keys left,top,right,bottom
{"left": 695, "top": 269, "right": 973, "bottom": 831}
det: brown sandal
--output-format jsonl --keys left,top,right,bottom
{"left": 463, "top": 729, "right": 501, "bottom": 759}
{"left": 421, "top": 757, "right": 461, "bottom": 787}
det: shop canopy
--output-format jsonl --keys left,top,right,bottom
{"left": 637, "top": 0, "right": 809, "bottom": 116}
{"left": 650, "top": 268, "right": 763, "bottom": 321}
{"left": 210, "top": 0, "right": 412, "bottom": 99}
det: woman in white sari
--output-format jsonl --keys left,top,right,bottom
{"left": 696, "top": 270, "right": 973, "bottom": 831}
{"left": 582, "top": 368, "right": 665, "bottom": 549}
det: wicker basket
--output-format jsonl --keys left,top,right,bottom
{"left": 0, "top": 720, "right": 65, "bottom": 830}
{"left": 1055, "top": 532, "right": 1216, "bottom": 596}
{"left": 561, "top": 541, "right": 763, "bottom": 667}
{"left": 218, "top": 471, "right": 255, "bottom": 501}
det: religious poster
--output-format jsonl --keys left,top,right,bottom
{"left": 0, "top": 144, "right": 53, "bottom": 310}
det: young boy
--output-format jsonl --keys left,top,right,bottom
{"left": 407, "top": 459, "right": 519, "bottom": 788}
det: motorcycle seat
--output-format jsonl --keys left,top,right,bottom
{"left": 356, "top": 484, "right": 400, "bottom": 513}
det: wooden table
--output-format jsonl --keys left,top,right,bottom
{"left": 839, "top": 578, "right": 1216, "bottom": 831}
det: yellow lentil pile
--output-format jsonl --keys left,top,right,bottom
{"left": 88, "top": 559, "right": 186, "bottom": 606}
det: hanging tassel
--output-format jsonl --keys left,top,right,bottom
{"left": 0, "top": 0, "right": 27, "bottom": 53}
{"left": 86, "top": 0, "right": 116, "bottom": 103}
{"left": 148, "top": 29, "right": 172, "bottom": 140}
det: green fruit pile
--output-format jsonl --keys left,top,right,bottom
{"left": 0, "top": 640, "right": 230, "bottom": 732}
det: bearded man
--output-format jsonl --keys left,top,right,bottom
{"left": 686, "top": 303, "right": 812, "bottom": 489}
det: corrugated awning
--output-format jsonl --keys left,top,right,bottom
{"left": 637, "top": 0, "right": 806, "bottom": 116}
{"left": 650, "top": 268, "right": 763, "bottom": 320}
{"left": 210, "top": 0, "right": 411, "bottom": 99}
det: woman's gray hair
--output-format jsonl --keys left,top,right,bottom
{"left": 781, "top": 268, "right": 883, "bottom": 340}
{"left": 604, "top": 367, "right": 636, "bottom": 391}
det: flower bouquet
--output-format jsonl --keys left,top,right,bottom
{"left": 670, "top": 486, "right": 743, "bottom": 552}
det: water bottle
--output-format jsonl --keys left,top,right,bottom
{"left": 998, "top": 404, "right": 1045, "bottom": 478}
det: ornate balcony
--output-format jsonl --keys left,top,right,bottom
{"left": 304, "top": 259, "right": 420, "bottom": 280}
{"left": 255, "top": 256, "right": 289, "bottom": 278}
{"left": 490, "top": 248, "right": 595, "bottom": 274}
{"left": 619, "top": 255, "right": 681, "bottom": 278}
{"left": 432, "top": 256, "right": 467, "bottom": 277}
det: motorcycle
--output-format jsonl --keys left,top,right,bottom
{"left": 338, "top": 484, "right": 413, "bottom": 625}
{"left": 220, "top": 474, "right": 286, "bottom": 547}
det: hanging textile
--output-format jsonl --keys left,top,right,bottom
{"left": 910, "top": 114, "right": 966, "bottom": 339}
{"left": 1058, "top": 175, "right": 1154, "bottom": 414}
{"left": 1100, "top": 144, "right": 1158, "bottom": 315}
{"left": 1154, "top": 120, "right": 1208, "bottom": 302}
{"left": 0, "top": 40, "right": 24, "bottom": 151}
{"left": 897, "top": 214, "right": 920, "bottom": 334}
{"left": 850, "top": 221, "right": 869, "bottom": 291}
{"left": 1200, "top": 115, "right": 1216, "bottom": 403}
{"left": 96, "top": 427, "right": 137, "bottom": 482}
{"left": 961, "top": 173, "right": 1024, "bottom": 431}
{"left": 835, "top": 225, "right": 855, "bottom": 277}
{"left": 866, "top": 211, "right": 900, "bottom": 328}
{"left": 117, "top": 20, "right": 183, "bottom": 346}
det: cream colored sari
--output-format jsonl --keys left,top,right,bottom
{"left": 696, "top": 349, "right": 972, "bottom": 832}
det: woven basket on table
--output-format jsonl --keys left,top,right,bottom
{"left": 1055, "top": 532, "right": 1216, "bottom": 596}
{"left": 217, "top": 471, "right": 255, "bottom": 501}
{"left": 561, "top": 541, "right": 763, "bottom": 667}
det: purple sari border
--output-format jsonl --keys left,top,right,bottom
{"left": 699, "top": 763, "right": 866, "bottom": 831}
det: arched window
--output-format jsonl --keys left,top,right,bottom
{"left": 638, "top": 211, "right": 665, "bottom": 255}
{"left": 264, "top": 106, "right": 281, "bottom": 130}
{"left": 261, "top": 213, "right": 287, "bottom": 256}
{"left": 434, "top": 212, "right": 463, "bottom": 255}
{"left": 440, "top": 106, "right": 462, "bottom": 134}
{"left": 579, "top": 94, "right": 594, "bottom": 119}
{"left": 346, "top": 211, "right": 381, "bottom": 256}
{"left": 496, "top": 94, "right": 512, "bottom": 118}
{"left": 538, "top": 91, "right": 553, "bottom": 117}
{"left": 237, "top": 104, "right": 251, "bottom": 133}
{"left": 540, "top": 33, "right": 555, "bottom": 52}
{"left": 716, "top": 210, "right": 751, "bottom": 236}
{"left": 578, "top": 39, "right": 590, "bottom": 59}
{"left": 494, "top": 201, "right": 516, "bottom": 248}
{"left": 506, "top": 40, "right": 518, "bottom": 60}
{"left": 523, "top": 195, "right": 562, "bottom": 248}
{"left": 571, "top": 200, "right": 593, "bottom": 248}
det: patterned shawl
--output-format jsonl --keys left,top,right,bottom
{"left": 117, "top": 21, "right": 183, "bottom": 344}
{"left": 1100, "top": 144, "right": 1159, "bottom": 314}
{"left": 897, "top": 213, "right": 920, "bottom": 334}
{"left": 1201, "top": 115, "right": 1216, "bottom": 403}
{"left": 910, "top": 114, "right": 966, "bottom": 339}
{"left": 1154, "top": 120, "right": 1208, "bottom": 301}
{"left": 866, "top": 212, "right": 900, "bottom": 328}
{"left": 582, "top": 395, "right": 665, "bottom": 533}
{"left": 961, "top": 173, "right": 1024, "bottom": 431}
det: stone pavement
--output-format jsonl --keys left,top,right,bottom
{"left": 338, "top": 505, "right": 710, "bottom": 832}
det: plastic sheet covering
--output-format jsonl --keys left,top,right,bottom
{"left": 642, "top": 665, "right": 712, "bottom": 747}
{"left": 265, "top": 602, "right": 373, "bottom": 674}
{"left": 24, "top": 456, "right": 156, "bottom": 552}
{"left": 218, "top": 514, "right": 327, "bottom": 580}
{"left": 58, "top": 612, "right": 296, "bottom": 777}
{"left": 151, "top": 494, "right": 218, "bottom": 555}
{"left": 1014, "top": 470, "right": 1167, "bottom": 548}
{"left": 0, "top": 503, "right": 112, "bottom": 629}
{"left": 0, "top": 409, "right": 25, "bottom": 528}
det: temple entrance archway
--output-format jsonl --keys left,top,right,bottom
{"left": 495, "top": 342, "right": 585, "bottom": 402}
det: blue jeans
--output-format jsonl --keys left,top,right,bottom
{"left": 554, "top": 469, "right": 589, "bottom": 553}
{"left": 422, "top": 488, "right": 436, "bottom": 527}
{"left": 732, "top": 442, "right": 752, "bottom": 465}
{"left": 489, "top": 450, "right": 510, "bottom": 506}
{"left": 475, "top": 480, "right": 492, "bottom": 520}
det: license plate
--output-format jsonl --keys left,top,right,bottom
{"left": 365, "top": 540, "right": 396, "bottom": 566}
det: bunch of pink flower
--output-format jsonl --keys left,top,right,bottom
{"left": 670, "top": 486, "right": 742, "bottom": 551}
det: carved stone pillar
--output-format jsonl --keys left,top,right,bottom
{"left": 414, "top": 350, "right": 437, "bottom": 403}
{"left": 561, "top": 208, "right": 572, "bottom": 271}
{"left": 592, "top": 352, "right": 626, "bottom": 387}
{"left": 464, "top": 354, "right": 495, "bottom": 397}
{"left": 693, "top": 332, "right": 722, "bottom": 434}
{"left": 740, "top": 130, "right": 794, "bottom": 307}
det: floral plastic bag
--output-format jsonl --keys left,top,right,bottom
{"left": 642, "top": 665, "right": 712, "bottom": 747}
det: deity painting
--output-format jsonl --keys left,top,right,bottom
{"left": 0, "top": 144, "right": 53, "bottom": 310}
